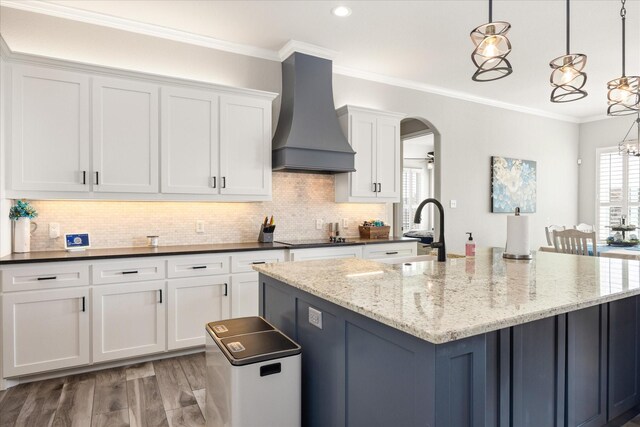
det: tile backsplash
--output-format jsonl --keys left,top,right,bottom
{"left": 28, "top": 173, "right": 388, "bottom": 251}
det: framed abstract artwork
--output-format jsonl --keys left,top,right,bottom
{"left": 491, "top": 156, "right": 537, "bottom": 213}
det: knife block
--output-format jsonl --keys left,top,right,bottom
{"left": 258, "top": 226, "right": 274, "bottom": 243}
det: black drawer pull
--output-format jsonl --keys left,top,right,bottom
{"left": 260, "top": 363, "right": 281, "bottom": 377}
{"left": 252, "top": 261, "right": 266, "bottom": 265}
{"left": 192, "top": 266, "right": 207, "bottom": 270}
{"left": 224, "top": 283, "right": 228, "bottom": 296}
{"left": 159, "top": 289, "right": 163, "bottom": 304}
{"left": 122, "top": 270, "right": 139, "bottom": 275}
{"left": 82, "top": 296, "right": 86, "bottom": 312}
{"left": 82, "top": 170, "right": 86, "bottom": 185}
{"left": 37, "top": 276, "right": 57, "bottom": 281}
{"left": 385, "top": 251, "right": 399, "bottom": 255}
{"left": 95, "top": 171, "right": 99, "bottom": 185}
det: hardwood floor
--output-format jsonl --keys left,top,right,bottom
{"left": 0, "top": 353, "right": 206, "bottom": 427}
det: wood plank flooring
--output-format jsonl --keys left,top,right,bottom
{"left": 0, "top": 353, "right": 206, "bottom": 427}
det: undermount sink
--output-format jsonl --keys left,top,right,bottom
{"left": 375, "top": 255, "right": 436, "bottom": 264}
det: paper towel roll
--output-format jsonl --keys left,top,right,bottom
{"left": 506, "top": 215, "right": 530, "bottom": 256}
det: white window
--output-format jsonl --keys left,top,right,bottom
{"left": 402, "top": 168, "right": 422, "bottom": 231}
{"left": 596, "top": 148, "right": 640, "bottom": 241}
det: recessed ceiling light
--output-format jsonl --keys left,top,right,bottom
{"left": 331, "top": 6, "right": 352, "bottom": 17}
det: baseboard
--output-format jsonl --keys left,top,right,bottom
{"left": 606, "top": 404, "right": 640, "bottom": 427}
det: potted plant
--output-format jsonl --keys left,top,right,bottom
{"left": 9, "top": 200, "right": 38, "bottom": 253}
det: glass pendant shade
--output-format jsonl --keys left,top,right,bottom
{"left": 550, "top": 54, "right": 588, "bottom": 102}
{"left": 471, "top": 22, "right": 513, "bottom": 81}
{"left": 608, "top": 76, "right": 640, "bottom": 116}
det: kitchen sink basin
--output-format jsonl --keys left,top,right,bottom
{"left": 375, "top": 255, "right": 436, "bottom": 264}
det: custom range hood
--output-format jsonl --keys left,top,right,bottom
{"left": 272, "top": 52, "right": 355, "bottom": 173}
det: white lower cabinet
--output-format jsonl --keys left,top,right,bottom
{"left": 92, "top": 280, "right": 166, "bottom": 362}
{"left": 231, "top": 272, "right": 260, "bottom": 318}
{"left": 167, "top": 275, "right": 231, "bottom": 350}
{"left": 2, "top": 287, "right": 90, "bottom": 377}
{"left": 288, "top": 246, "right": 363, "bottom": 261}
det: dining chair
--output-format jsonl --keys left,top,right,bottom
{"left": 552, "top": 229, "right": 597, "bottom": 256}
{"left": 545, "top": 225, "right": 566, "bottom": 246}
{"left": 574, "top": 223, "right": 595, "bottom": 233}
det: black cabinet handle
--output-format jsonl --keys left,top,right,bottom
{"left": 37, "top": 276, "right": 57, "bottom": 281}
{"left": 122, "top": 270, "right": 138, "bottom": 275}
{"left": 260, "top": 363, "right": 281, "bottom": 377}
{"left": 82, "top": 296, "right": 86, "bottom": 312}
{"left": 252, "top": 261, "right": 266, "bottom": 265}
{"left": 386, "top": 251, "right": 399, "bottom": 255}
{"left": 372, "top": 183, "right": 377, "bottom": 193}
{"left": 224, "top": 283, "right": 228, "bottom": 296}
{"left": 159, "top": 289, "right": 163, "bottom": 304}
{"left": 222, "top": 177, "right": 226, "bottom": 189}
{"left": 378, "top": 183, "right": 382, "bottom": 192}
{"left": 212, "top": 177, "right": 216, "bottom": 188}
{"left": 82, "top": 171, "right": 86, "bottom": 185}
{"left": 95, "top": 171, "right": 99, "bottom": 185}
{"left": 192, "top": 265, "right": 207, "bottom": 270}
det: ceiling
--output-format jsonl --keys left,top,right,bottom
{"left": 2, "top": 0, "right": 639, "bottom": 122}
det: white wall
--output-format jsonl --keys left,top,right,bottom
{"left": 578, "top": 116, "right": 638, "bottom": 227}
{"left": 0, "top": 44, "right": 11, "bottom": 257}
{"left": 0, "top": 6, "right": 580, "bottom": 253}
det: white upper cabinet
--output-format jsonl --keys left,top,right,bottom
{"left": 219, "top": 95, "right": 272, "bottom": 197}
{"left": 11, "top": 65, "right": 90, "bottom": 192}
{"left": 161, "top": 86, "right": 219, "bottom": 194}
{"left": 335, "top": 106, "right": 405, "bottom": 203}
{"left": 92, "top": 77, "right": 159, "bottom": 193}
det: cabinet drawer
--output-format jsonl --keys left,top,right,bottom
{"left": 1, "top": 263, "right": 90, "bottom": 292}
{"left": 289, "top": 246, "right": 363, "bottom": 262}
{"left": 167, "top": 255, "right": 230, "bottom": 278}
{"left": 92, "top": 259, "right": 165, "bottom": 284}
{"left": 363, "top": 242, "right": 418, "bottom": 260}
{"left": 231, "top": 250, "right": 286, "bottom": 273}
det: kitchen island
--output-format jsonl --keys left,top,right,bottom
{"left": 254, "top": 248, "right": 640, "bottom": 427}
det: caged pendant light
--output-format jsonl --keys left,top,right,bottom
{"left": 618, "top": 114, "right": 640, "bottom": 156}
{"left": 607, "top": 0, "right": 640, "bottom": 116}
{"left": 470, "top": 0, "right": 513, "bottom": 82}
{"left": 549, "top": 0, "right": 587, "bottom": 103}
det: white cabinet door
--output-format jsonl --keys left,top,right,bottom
{"left": 2, "top": 287, "right": 90, "bottom": 377}
{"left": 219, "top": 95, "right": 271, "bottom": 196}
{"left": 349, "top": 112, "right": 377, "bottom": 198}
{"left": 11, "top": 65, "right": 90, "bottom": 192}
{"left": 375, "top": 116, "right": 401, "bottom": 200}
{"left": 288, "top": 246, "right": 363, "bottom": 261}
{"left": 92, "top": 77, "right": 159, "bottom": 193}
{"left": 161, "top": 87, "right": 219, "bottom": 194}
{"left": 167, "top": 276, "right": 230, "bottom": 350}
{"left": 231, "top": 272, "right": 259, "bottom": 318}
{"left": 92, "top": 281, "right": 166, "bottom": 362}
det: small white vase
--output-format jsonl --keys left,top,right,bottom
{"left": 13, "top": 217, "right": 31, "bottom": 253}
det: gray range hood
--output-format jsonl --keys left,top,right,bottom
{"left": 272, "top": 52, "right": 355, "bottom": 173}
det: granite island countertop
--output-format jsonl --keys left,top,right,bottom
{"left": 253, "top": 247, "right": 640, "bottom": 344}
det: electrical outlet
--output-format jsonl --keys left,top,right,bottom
{"left": 450, "top": 200, "right": 457, "bottom": 208}
{"left": 308, "top": 307, "right": 323, "bottom": 329}
{"left": 315, "top": 219, "right": 324, "bottom": 230}
{"left": 49, "top": 223, "right": 60, "bottom": 239}
{"left": 342, "top": 218, "right": 349, "bottom": 228}
{"left": 196, "top": 220, "right": 205, "bottom": 234}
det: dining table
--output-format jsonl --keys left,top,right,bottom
{"left": 538, "top": 244, "right": 640, "bottom": 260}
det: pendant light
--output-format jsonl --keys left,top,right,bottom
{"left": 549, "top": 0, "right": 587, "bottom": 103}
{"left": 470, "top": 0, "right": 513, "bottom": 82}
{"left": 618, "top": 114, "right": 640, "bottom": 156}
{"left": 608, "top": 0, "right": 640, "bottom": 116}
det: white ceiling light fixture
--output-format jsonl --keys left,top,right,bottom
{"left": 608, "top": 0, "right": 640, "bottom": 116}
{"left": 549, "top": 0, "right": 587, "bottom": 103}
{"left": 331, "top": 6, "right": 352, "bottom": 17}
{"left": 470, "top": 0, "right": 513, "bottom": 82}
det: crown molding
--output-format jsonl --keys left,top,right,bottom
{"left": 0, "top": 0, "right": 280, "bottom": 61}
{"left": 1, "top": 0, "right": 592, "bottom": 124}
{"left": 278, "top": 40, "right": 338, "bottom": 61}
{"left": 578, "top": 114, "right": 615, "bottom": 124}
{"left": 333, "top": 65, "right": 582, "bottom": 124}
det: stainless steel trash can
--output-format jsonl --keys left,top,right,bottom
{"left": 205, "top": 316, "right": 301, "bottom": 427}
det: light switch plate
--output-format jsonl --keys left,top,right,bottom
{"left": 315, "top": 219, "right": 324, "bottom": 230}
{"left": 49, "top": 223, "right": 60, "bottom": 239}
{"left": 450, "top": 200, "right": 457, "bottom": 208}
{"left": 309, "top": 307, "right": 323, "bottom": 329}
{"left": 196, "top": 220, "right": 205, "bottom": 234}
{"left": 342, "top": 218, "right": 349, "bottom": 228}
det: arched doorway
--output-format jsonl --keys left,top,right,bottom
{"left": 393, "top": 117, "right": 442, "bottom": 247}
